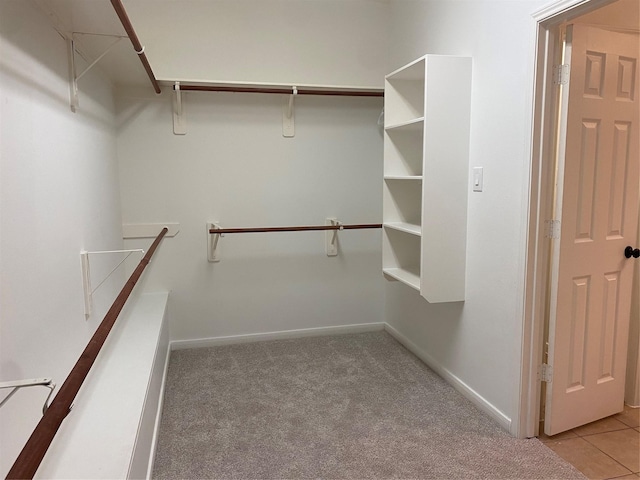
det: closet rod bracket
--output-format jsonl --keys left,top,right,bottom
{"left": 326, "top": 218, "right": 340, "bottom": 256}
{"left": 282, "top": 86, "right": 297, "bottom": 137}
{"left": 173, "top": 82, "right": 187, "bottom": 135}
{"left": 208, "top": 222, "right": 222, "bottom": 262}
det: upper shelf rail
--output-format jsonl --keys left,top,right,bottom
{"left": 6, "top": 228, "right": 168, "bottom": 480}
{"left": 209, "top": 223, "right": 382, "bottom": 235}
{"left": 176, "top": 84, "right": 384, "bottom": 97}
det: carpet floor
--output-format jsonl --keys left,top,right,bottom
{"left": 153, "top": 331, "right": 585, "bottom": 479}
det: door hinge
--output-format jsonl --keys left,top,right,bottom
{"left": 545, "top": 219, "right": 561, "bottom": 239}
{"left": 553, "top": 64, "right": 570, "bottom": 85}
{"left": 540, "top": 363, "right": 553, "bottom": 383}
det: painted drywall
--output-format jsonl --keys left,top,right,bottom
{"left": 117, "top": 88, "right": 385, "bottom": 342}
{"left": 122, "top": 0, "right": 389, "bottom": 88}
{"left": 0, "top": 1, "right": 124, "bottom": 476}
{"left": 385, "top": 0, "right": 547, "bottom": 431}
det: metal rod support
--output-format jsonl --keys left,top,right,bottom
{"left": 0, "top": 379, "right": 56, "bottom": 418}
{"left": 75, "top": 37, "right": 122, "bottom": 81}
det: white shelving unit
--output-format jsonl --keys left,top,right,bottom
{"left": 382, "top": 55, "right": 471, "bottom": 303}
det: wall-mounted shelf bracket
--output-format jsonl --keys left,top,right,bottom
{"left": 0, "top": 378, "right": 56, "bottom": 416}
{"left": 81, "top": 248, "right": 145, "bottom": 319}
{"left": 326, "top": 218, "right": 341, "bottom": 256}
{"left": 208, "top": 222, "right": 222, "bottom": 262}
{"left": 282, "top": 86, "right": 297, "bottom": 137}
{"left": 173, "top": 82, "right": 187, "bottom": 135}
{"left": 67, "top": 34, "right": 124, "bottom": 113}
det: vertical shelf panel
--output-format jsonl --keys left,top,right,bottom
{"left": 420, "top": 56, "right": 471, "bottom": 303}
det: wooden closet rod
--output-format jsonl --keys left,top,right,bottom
{"left": 209, "top": 224, "right": 382, "bottom": 235}
{"left": 110, "top": 0, "right": 161, "bottom": 94}
{"left": 6, "top": 228, "right": 168, "bottom": 480}
{"left": 178, "top": 84, "right": 384, "bottom": 97}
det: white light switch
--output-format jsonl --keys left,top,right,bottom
{"left": 473, "top": 167, "right": 483, "bottom": 192}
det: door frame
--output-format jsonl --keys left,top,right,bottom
{"left": 517, "top": 0, "right": 621, "bottom": 439}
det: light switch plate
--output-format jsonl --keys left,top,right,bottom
{"left": 473, "top": 167, "right": 483, "bottom": 192}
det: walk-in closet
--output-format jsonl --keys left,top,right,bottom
{"left": 1, "top": 0, "right": 638, "bottom": 478}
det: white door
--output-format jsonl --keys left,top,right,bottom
{"left": 545, "top": 24, "right": 640, "bottom": 436}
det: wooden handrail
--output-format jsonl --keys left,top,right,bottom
{"left": 110, "top": 0, "right": 161, "bottom": 94}
{"left": 209, "top": 223, "right": 382, "bottom": 235}
{"left": 6, "top": 228, "right": 168, "bottom": 480}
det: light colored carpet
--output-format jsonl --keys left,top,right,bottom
{"left": 153, "top": 331, "right": 585, "bottom": 479}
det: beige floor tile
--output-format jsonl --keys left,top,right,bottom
{"left": 615, "top": 406, "right": 640, "bottom": 428}
{"left": 573, "top": 417, "right": 629, "bottom": 436}
{"left": 544, "top": 437, "right": 632, "bottom": 479}
{"left": 605, "top": 474, "right": 640, "bottom": 479}
{"left": 584, "top": 429, "right": 640, "bottom": 473}
{"left": 539, "top": 429, "right": 579, "bottom": 442}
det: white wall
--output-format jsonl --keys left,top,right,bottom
{"left": 385, "top": 0, "right": 545, "bottom": 432}
{"left": 123, "top": 0, "right": 389, "bottom": 88}
{"left": 117, "top": 88, "right": 385, "bottom": 342}
{"left": 0, "top": 1, "right": 123, "bottom": 476}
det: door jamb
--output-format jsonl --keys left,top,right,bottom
{"left": 517, "top": 0, "right": 619, "bottom": 439}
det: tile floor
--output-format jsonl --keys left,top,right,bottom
{"left": 540, "top": 405, "right": 640, "bottom": 480}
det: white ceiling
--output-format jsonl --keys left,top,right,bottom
{"left": 33, "top": 0, "right": 639, "bottom": 91}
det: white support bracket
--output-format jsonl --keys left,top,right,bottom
{"left": 208, "top": 222, "right": 222, "bottom": 262}
{"left": 173, "top": 82, "right": 187, "bottom": 135}
{"left": 282, "top": 86, "right": 297, "bottom": 137}
{"left": 67, "top": 34, "right": 123, "bottom": 113}
{"left": 0, "top": 378, "right": 56, "bottom": 416}
{"left": 81, "top": 249, "right": 145, "bottom": 319}
{"left": 326, "top": 218, "right": 342, "bottom": 257}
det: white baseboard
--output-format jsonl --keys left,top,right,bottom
{"left": 170, "top": 322, "right": 386, "bottom": 351}
{"left": 384, "top": 323, "right": 512, "bottom": 432}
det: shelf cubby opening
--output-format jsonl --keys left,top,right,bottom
{"left": 384, "top": 126, "right": 424, "bottom": 177}
{"left": 384, "top": 79, "right": 425, "bottom": 126}
{"left": 382, "top": 228, "right": 421, "bottom": 291}
{"left": 383, "top": 180, "right": 422, "bottom": 227}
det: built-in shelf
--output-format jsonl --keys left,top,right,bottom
{"left": 383, "top": 267, "right": 420, "bottom": 291}
{"left": 384, "top": 175, "right": 423, "bottom": 181}
{"left": 384, "top": 222, "right": 421, "bottom": 236}
{"left": 382, "top": 54, "right": 471, "bottom": 303}
{"left": 385, "top": 117, "right": 425, "bottom": 132}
